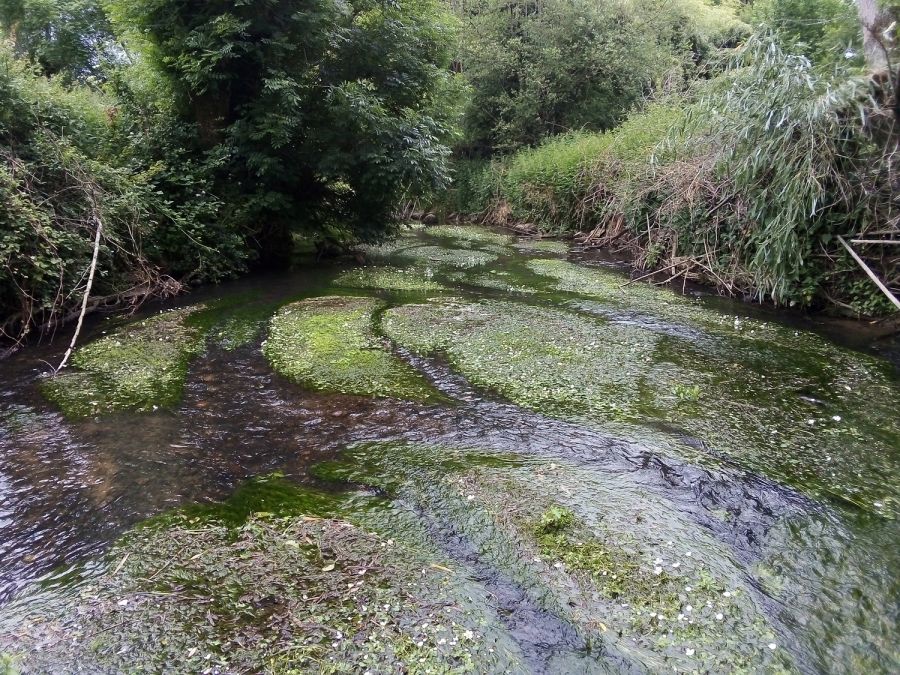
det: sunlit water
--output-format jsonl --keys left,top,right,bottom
{"left": 0, "top": 226, "right": 897, "bottom": 672}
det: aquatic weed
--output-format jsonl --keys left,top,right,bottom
{"left": 263, "top": 296, "right": 441, "bottom": 401}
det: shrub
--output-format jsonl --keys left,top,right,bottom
{"left": 455, "top": 36, "right": 899, "bottom": 313}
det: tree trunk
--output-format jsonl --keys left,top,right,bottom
{"left": 857, "top": 0, "right": 892, "bottom": 71}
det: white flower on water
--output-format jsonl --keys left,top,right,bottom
{"left": 716, "top": 613, "right": 724, "bottom": 621}
{"left": 768, "top": 643, "right": 777, "bottom": 650}
{"left": 685, "top": 648, "right": 695, "bottom": 656}
{"left": 654, "top": 566, "right": 663, "bottom": 575}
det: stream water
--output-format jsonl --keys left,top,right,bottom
{"left": 0, "top": 225, "right": 897, "bottom": 673}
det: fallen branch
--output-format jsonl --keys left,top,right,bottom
{"left": 54, "top": 211, "right": 103, "bottom": 373}
{"left": 837, "top": 235, "right": 900, "bottom": 311}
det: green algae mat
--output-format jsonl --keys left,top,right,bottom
{"left": 6, "top": 224, "right": 898, "bottom": 674}
{"left": 263, "top": 296, "right": 442, "bottom": 401}
{"left": 41, "top": 307, "right": 207, "bottom": 417}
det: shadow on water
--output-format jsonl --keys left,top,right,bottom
{"left": 0, "top": 225, "right": 897, "bottom": 672}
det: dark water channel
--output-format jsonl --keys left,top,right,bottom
{"left": 0, "top": 226, "right": 898, "bottom": 673}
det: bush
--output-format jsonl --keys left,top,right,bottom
{"left": 456, "top": 36, "right": 899, "bottom": 314}
{"left": 0, "top": 45, "right": 244, "bottom": 346}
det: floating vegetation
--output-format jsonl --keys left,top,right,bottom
{"left": 396, "top": 245, "right": 498, "bottom": 269}
{"left": 2, "top": 475, "right": 525, "bottom": 673}
{"left": 263, "top": 296, "right": 441, "bottom": 401}
{"left": 528, "top": 258, "right": 715, "bottom": 325}
{"left": 333, "top": 266, "right": 448, "bottom": 292}
{"left": 425, "top": 224, "right": 514, "bottom": 247}
{"left": 447, "top": 270, "right": 539, "bottom": 295}
{"left": 41, "top": 308, "right": 206, "bottom": 418}
{"left": 355, "top": 239, "right": 418, "bottom": 261}
{"left": 383, "top": 298, "right": 662, "bottom": 421}
{"left": 382, "top": 298, "right": 900, "bottom": 515}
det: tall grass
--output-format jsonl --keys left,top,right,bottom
{"left": 447, "top": 36, "right": 898, "bottom": 313}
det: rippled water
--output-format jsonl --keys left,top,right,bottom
{"left": 0, "top": 226, "right": 898, "bottom": 672}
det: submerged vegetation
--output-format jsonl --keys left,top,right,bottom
{"left": 334, "top": 266, "right": 448, "bottom": 293}
{"left": 40, "top": 307, "right": 205, "bottom": 417}
{"left": 2, "top": 226, "right": 899, "bottom": 672}
{"left": 3, "top": 444, "right": 810, "bottom": 672}
{"left": 3, "top": 473, "right": 525, "bottom": 673}
{"left": 264, "top": 296, "right": 441, "bottom": 401}
{"left": 382, "top": 288, "right": 900, "bottom": 514}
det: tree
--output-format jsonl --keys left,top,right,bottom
{"left": 454, "top": 0, "right": 747, "bottom": 155}
{"left": 856, "top": 0, "right": 896, "bottom": 69}
{"left": 0, "top": 0, "right": 117, "bottom": 80}
{"left": 105, "top": 0, "right": 460, "bottom": 260}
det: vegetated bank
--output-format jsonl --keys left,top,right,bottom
{"left": 0, "top": 0, "right": 459, "bottom": 353}
{"left": 440, "top": 0, "right": 900, "bottom": 319}
{"left": 445, "top": 35, "right": 899, "bottom": 317}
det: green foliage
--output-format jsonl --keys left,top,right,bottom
{"left": 0, "top": 42, "right": 246, "bottom": 343}
{"left": 0, "top": 0, "right": 116, "bottom": 80}
{"left": 458, "top": 35, "right": 897, "bottom": 313}
{"left": 675, "top": 35, "right": 889, "bottom": 305}
{"left": 1, "top": 0, "right": 463, "bottom": 346}
{"left": 744, "top": 0, "right": 863, "bottom": 67}
{"left": 535, "top": 505, "right": 575, "bottom": 534}
{"left": 455, "top": 0, "right": 747, "bottom": 154}
{"left": 673, "top": 383, "right": 703, "bottom": 402}
{"left": 105, "top": 0, "right": 461, "bottom": 255}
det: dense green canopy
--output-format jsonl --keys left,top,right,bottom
{"left": 0, "top": 0, "right": 897, "bottom": 346}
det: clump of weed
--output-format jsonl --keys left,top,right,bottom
{"left": 673, "top": 383, "right": 702, "bottom": 402}
{"left": 536, "top": 505, "right": 575, "bottom": 534}
{"left": 425, "top": 225, "right": 514, "bottom": 247}
{"left": 396, "top": 245, "right": 498, "bottom": 269}
{"left": 41, "top": 307, "right": 206, "bottom": 417}
{"left": 334, "top": 266, "right": 448, "bottom": 292}
{"left": 263, "top": 296, "right": 441, "bottom": 401}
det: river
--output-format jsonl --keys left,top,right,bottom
{"left": 0, "top": 224, "right": 897, "bottom": 673}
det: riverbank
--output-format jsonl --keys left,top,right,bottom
{"left": 439, "top": 41, "right": 899, "bottom": 318}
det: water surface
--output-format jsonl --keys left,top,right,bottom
{"left": 0, "top": 225, "right": 897, "bottom": 673}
